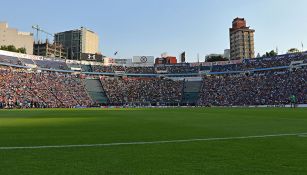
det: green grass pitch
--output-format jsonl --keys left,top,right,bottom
{"left": 0, "top": 108, "right": 307, "bottom": 175}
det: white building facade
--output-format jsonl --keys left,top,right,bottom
{"left": 0, "top": 22, "right": 34, "bottom": 54}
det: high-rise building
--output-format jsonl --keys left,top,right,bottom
{"left": 229, "top": 18, "right": 255, "bottom": 60}
{"left": 54, "top": 27, "right": 99, "bottom": 60}
{"left": 0, "top": 22, "right": 34, "bottom": 54}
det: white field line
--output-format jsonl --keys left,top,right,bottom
{"left": 0, "top": 132, "right": 306, "bottom": 150}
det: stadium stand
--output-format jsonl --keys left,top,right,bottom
{"left": 0, "top": 66, "right": 92, "bottom": 108}
{"left": 20, "top": 58, "right": 36, "bottom": 65}
{"left": 92, "top": 65, "right": 115, "bottom": 73}
{"left": 198, "top": 69, "right": 307, "bottom": 106}
{"left": 126, "top": 66, "right": 155, "bottom": 74}
{"left": 34, "top": 59, "right": 69, "bottom": 70}
{"left": 156, "top": 64, "right": 199, "bottom": 74}
{"left": 101, "top": 77, "right": 184, "bottom": 106}
{"left": 0, "top": 55, "right": 22, "bottom": 65}
{"left": 210, "top": 52, "right": 307, "bottom": 72}
{"left": 0, "top": 50, "right": 306, "bottom": 108}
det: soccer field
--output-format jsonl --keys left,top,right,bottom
{"left": 0, "top": 108, "right": 307, "bottom": 175}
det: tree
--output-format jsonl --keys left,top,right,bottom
{"left": 17, "top": 47, "right": 27, "bottom": 54}
{"left": 0, "top": 45, "right": 27, "bottom": 54}
{"left": 287, "top": 48, "right": 300, "bottom": 54}
{"left": 206, "top": 55, "right": 228, "bottom": 62}
{"left": 7, "top": 45, "right": 17, "bottom": 52}
{"left": 0, "top": 45, "right": 8, "bottom": 51}
{"left": 262, "top": 50, "right": 277, "bottom": 57}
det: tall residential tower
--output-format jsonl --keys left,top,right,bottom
{"left": 229, "top": 18, "right": 255, "bottom": 60}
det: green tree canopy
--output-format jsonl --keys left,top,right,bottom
{"left": 287, "top": 48, "right": 300, "bottom": 53}
{"left": 263, "top": 50, "right": 277, "bottom": 57}
{"left": 17, "top": 47, "right": 27, "bottom": 54}
{"left": 0, "top": 45, "right": 27, "bottom": 54}
{"left": 206, "top": 55, "right": 228, "bottom": 62}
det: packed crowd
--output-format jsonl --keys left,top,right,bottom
{"left": 125, "top": 67, "right": 155, "bottom": 74}
{"left": 0, "top": 55, "right": 23, "bottom": 65}
{"left": 91, "top": 65, "right": 124, "bottom": 73}
{"left": 0, "top": 55, "right": 70, "bottom": 70}
{"left": 198, "top": 69, "right": 307, "bottom": 106}
{"left": 0, "top": 51, "right": 306, "bottom": 108}
{"left": 211, "top": 52, "right": 307, "bottom": 72}
{"left": 91, "top": 53, "right": 307, "bottom": 74}
{"left": 92, "top": 65, "right": 199, "bottom": 74}
{"left": 0, "top": 67, "right": 92, "bottom": 108}
{"left": 1, "top": 52, "right": 306, "bottom": 75}
{"left": 156, "top": 65, "right": 199, "bottom": 74}
{"left": 34, "top": 59, "right": 69, "bottom": 70}
{"left": 0, "top": 65, "right": 305, "bottom": 108}
{"left": 101, "top": 77, "right": 184, "bottom": 105}
{"left": 242, "top": 53, "right": 307, "bottom": 69}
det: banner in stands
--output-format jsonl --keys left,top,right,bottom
{"left": 133, "top": 56, "right": 154, "bottom": 64}
{"left": 164, "top": 63, "right": 189, "bottom": 67}
{"left": 191, "top": 59, "right": 243, "bottom": 67}
{"left": 81, "top": 53, "right": 104, "bottom": 62}
{"left": 114, "top": 59, "right": 132, "bottom": 65}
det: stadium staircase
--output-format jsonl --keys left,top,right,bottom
{"left": 181, "top": 79, "right": 202, "bottom": 106}
{"left": 84, "top": 79, "right": 109, "bottom": 105}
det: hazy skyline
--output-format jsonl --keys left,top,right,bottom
{"left": 1, "top": 0, "right": 307, "bottom": 62}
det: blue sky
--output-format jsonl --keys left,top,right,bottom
{"left": 1, "top": 0, "right": 307, "bottom": 62}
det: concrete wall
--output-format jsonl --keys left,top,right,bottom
{"left": 82, "top": 28, "right": 99, "bottom": 54}
{"left": 0, "top": 22, "right": 34, "bottom": 54}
